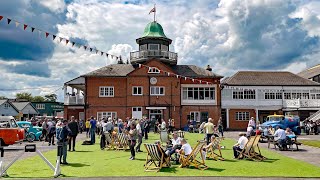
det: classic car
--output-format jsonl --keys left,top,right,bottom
{"left": 0, "top": 116, "right": 25, "bottom": 146}
{"left": 16, "top": 121, "right": 43, "bottom": 141}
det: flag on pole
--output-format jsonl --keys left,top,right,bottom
{"left": 149, "top": 7, "right": 156, "bottom": 14}
{"left": 0, "top": 16, "right": 3, "bottom": 21}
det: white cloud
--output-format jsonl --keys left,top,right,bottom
{"left": 38, "top": 0, "right": 66, "bottom": 13}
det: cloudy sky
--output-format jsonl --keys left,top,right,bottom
{"left": 1, "top": 0, "right": 320, "bottom": 101}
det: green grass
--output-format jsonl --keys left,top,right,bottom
{"left": 300, "top": 140, "right": 320, "bottom": 148}
{"left": 5, "top": 133, "right": 320, "bottom": 178}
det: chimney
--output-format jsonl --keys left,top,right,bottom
{"left": 206, "top": 65, "right": 212, "bottom": 72}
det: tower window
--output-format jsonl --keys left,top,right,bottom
{"left": 149, "top": 44, "right": 159, "bottom": 51}
{"left": 140, "top": 44, "right": 147, "bottom": 51}
{"left": 148, "top": 67, "right": 160, "bottom": 74}
{"left": 161, "top": 44, "right": 168, "bottom": 51}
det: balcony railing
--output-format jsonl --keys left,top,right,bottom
{"left": 130, "top": 50, "right": 178, "bottom": 64}
{"left": 64, "top": 95, "right": 84, "bottom": 105}
{"left": 283, "top": 99, "right": 320, "bottom": 108}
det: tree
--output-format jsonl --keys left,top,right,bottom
{"left": 0, "top": 96, "right": 7, "bottom": 100}
{"left": 32, "top": 96, "right": 45, "bottom": 102}
{"left": 16, "top": 92, "right": 33, "bottom": 101}
{"left": 44, "top": 94, "right": 57, "bottom": 102}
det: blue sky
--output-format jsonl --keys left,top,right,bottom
{"left": 1, "top": 0, "right": 320, "bottom": 101}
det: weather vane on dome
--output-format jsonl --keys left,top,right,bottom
{"left": 149, "top": 4, "right": 156, "bottom": 22}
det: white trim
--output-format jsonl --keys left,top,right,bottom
{"left": 148, "top": 67, "right": 160, "bottom": 74}
{"left": 67, "top": 106, "right": 84, "bottom": 109}
{"left": 132, "top": 86, "right": 143, "bottom": 96}
{"left": 146, "top": 107, "right": 167, "bottom": 110}
{"left": 150, "top": 86, "right": 165, "bottom": 96}
{"left": 226, "top": 109, "right": 229, "bottom": 128}
{"left": 99, "top": 86, "right": 114, "bottom": 97}
{"left": 148, "top": 44, "right": 160, "bottom": 51}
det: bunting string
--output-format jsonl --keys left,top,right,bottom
{"left": 0, "top": 15, "right": 121, "bottom": 61}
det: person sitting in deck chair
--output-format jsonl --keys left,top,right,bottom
{"left": 176, "top": 138, "right": 192, "bottom": 160}
{"left": 233, "top": 132, "right": 248, "bottom": 159}
{"left": 165, "top": 132, "right": 182, "bottom": 163}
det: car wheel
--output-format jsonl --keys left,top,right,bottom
{"left": 26, "top": 134, "right": 36, "bottom": 142}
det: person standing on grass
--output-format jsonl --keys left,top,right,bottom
{"left": 144, "top": 118, "right": 150, "bottom": 140}
{"left": 218, "top": 117, "right": 224, "bottom": 137}
{"left": 128, "top": 122, "right": 138, "bottom": 160}
{"left": 47, "top": 119, "right": 56, "bottom": 146}
{"left": 58, "top": 120, "right": 71, "bottom": 165}
{"left": 85, "top": 119, "right": 91, "bottom": 138}
{"left": 90, "top": 116, "right": 97, "bottom": 144}
{"left": 204, "top": 118, "right": 215, "bottom": 145}
{"left": 41, "top": 119, "right": 48, "bottom": 141}
{"left": 135, "top": 119, "right": 143, "bottom": 153}
{"left": 68, "top": 116, "right": 79, "bottom": 151}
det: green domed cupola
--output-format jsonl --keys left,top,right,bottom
{"left": 142, "top": 21, "right": 167, "bottom": 38}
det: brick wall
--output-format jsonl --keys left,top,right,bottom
{"left": 64, "top": 107, "right": 84, "bottom": 120}
{"left": 228, "top": 109, "right": 256, "bottom": 130}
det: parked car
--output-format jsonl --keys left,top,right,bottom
{"left": 16, "top": 121, "right": 42, "bottom": 141}
{"left": 258, "top": 114, "right": 301, "bottom": 135}
{"left": 0, "top": 116, "right": 25, "bottom": 146}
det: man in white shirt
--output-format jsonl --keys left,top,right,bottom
{"left": 233, "top": 132, "right": 248, "bottom": 158}
{"left": 273, "top": 126, "right": 287, "bottom": 150}
{"left": 248, "top": 117, "right": 256, "bottom": 129}
{"left": 177, "top": 138, "right": 192, "bottom": 156}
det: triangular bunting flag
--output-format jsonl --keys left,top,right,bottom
{"left": 53, "top": 35, "right": 56, "bottom": 40}
{"left": 206, "top": 82, "right": 209, "bottom": 85}
{"left": 38, "top": 30, "right": 42, "bottom": 37}
{"left": 168, "top": 72, "right": 170, "bottom": 76}
{"left": 184, "top": 77, "right": 187, "bottom": 80}
{"left": 78, "top": 44, "right": 81, "bottom": 48}
{"left": 111, "top": 55, "right": 114, "bottom": 58}
{"left": 72, "top": 42, "right": 75, "bottom": 47}
{"left": 45, "top": 32, "right": 49, "bottom": 38}
{"left": 101, "top": 52, "right": 104, "bottom": 56}
{"left": 66, "top": 39, "right": 69, "bottom": 45}
{"left": 138, "top": 64, "right": 141, "bottom": 68}
{"left": 84, "top": 46, "right": 87, "bottom": 50}
{"left": 192, "top": 79, "right": 195, "bottom": 82}
{"left": 23, "top": 24, "right": 28, "bottom": 30}
{"left": 0, "top": 16, "right": 3, "bottom": 21}
{"left": 31, "top": 27, "right": 35, "bottom": 32}
{"left": 7, "top": 18, "right": 11, "bottom": 24}
{"left": 90, "top": 48, "right": 92, "bottom": 52}
{"left": 15, "top": 21, "right": 20, "bottom": 27}
{"left": 96, "top": 50, "right": 99, "bottom": 54}
{"left": 59, "top": 37, "right": 63, "bottom": 42}
{"left": 106, "top": 53, "right": 109, "bottom": 57}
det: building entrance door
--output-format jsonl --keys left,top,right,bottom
{"left": 149, "top": 109, "right": 163, "bottom": 131}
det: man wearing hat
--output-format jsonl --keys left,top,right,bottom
{"left": 233, "top": 132, "right": 248, "bottom": 158}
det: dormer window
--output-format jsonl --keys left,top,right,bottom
{"left": 149, "top": 44, "right": 159, "bottom": 51}
{"left": 140, "top": 44, "right": 147, "bottom": 51}
{"left": 148, "top": 67, "right": 160, "bottom": 74}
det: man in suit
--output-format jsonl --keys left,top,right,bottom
{"left": 68, "top": 116, "right": 79, "bottom": 151}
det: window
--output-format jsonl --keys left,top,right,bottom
{"left": 190, "top": 112, "right": 200, "bottom": 122}
{"left": 233, "top": 90, "right": 243, "bottom": 99}
{"left": 36, "top": 104, "right": 45, "bottom": 109}
{"left": 284, "top": 92, "right": 291, "bottom": 99}
{"left": 265, "top": 92, "right": 275, "bottom": 99}
{"left": 161, "top": 44, "right": 168, "bottom": 51}
{"left": 99, "top": 86, "right": 114, "bottom": 97}
{"left": 244, "top": 90, "right": 256, "bottom": 99}
{"left": 302, "top": 93, "right": 309, "bottom": 99}
{"left": 182, "top": 87, "right": 215, "bottom": 100}
{"left": 140, "top": 44, "right": 147, "bottom": 51}
{"left": 235, "top": 112, "right": 250, "bottom": 121}
{"left": 275, "top": 92, "right": 283, "bottom": 99}
{"left": 4, "top": 103, "right": 10, "bottom": 109}
{"left": 97, "top": 112, "right": 117, "bottom": 120}
{"left": 132, "top": 86, "right": 143, "bottom": 95}
{"left": 148, "top": 67, "right": 160, "bottom": 74}
{"left": 150, "top": 86, "right": 165, "bottom": 96}
{"left": 149, "top": 44, "right": 159, "bottom": 50}
{"left": 132, "top": 107, "right": 142, "bottom": 119}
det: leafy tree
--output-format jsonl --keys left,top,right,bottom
{"left": 44, "top": 94, "right": 57, "bottom": 102}
{"left": 16, "top": 92, "right": 33, "bottom": 101}
{"left": 0, "top": 96, "right": 7, "bottom": 100}
{"left": 32, "top": 96, "right": 45, "bottom": 102}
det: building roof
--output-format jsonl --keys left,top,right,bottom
{"left": 11, "top": 102, "right": 30, "bottom": 111}
{"left": 82, "top": 64, "right": 222, "bottom": 78}
{"left": 298, "top": 64, "right": 320, "bottom": 79}
{"left": 142, "top": 21, "right": 167, "bottom": 38}
{"left": 0, "top": 100, "right": 7, "bottom": 106}
{"left": 223, "top": 71, "right": 320, "bottom": 86}
{"left": 83, "top": 64, "right": 136, "bottom": 77}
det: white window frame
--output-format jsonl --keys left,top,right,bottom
{"left": 264, "top": 92, "right": 275, "bottom": 99}
{"left": 148, "top": 44, "right": 159, "bottom": 50}
{"left": 190, "top": 111, "right": 200, "bottom": 122}
{"left": 140, "top": 44, "right": 147, "bottom": 51}
{"left": 150, "top": 86, "right": 165, "bottom": 96}
{"left": 132, "top": 86, "right": 143, "bottom": 96}
{"left": 4, "top": 103, "right": 10, "bottom": 109}
{"left": 235, "top": 112, "right": 250, "bottom": 121}
{"left": 148, "top": 67, "right": 160, "bottom": 74}
{"left": 36, "top": 104, "right": 45, "bottom": 110}
{"left": 183, "top": 87, "right": 215, "bottom": 100}
{"left": 97, "top": 112, "right": 117, "bottom": 120}
{"left": 99, "top": 86, "right": 114, "bottom": 97}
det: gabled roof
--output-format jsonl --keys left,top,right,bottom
{"left": 0, "top": 100, "right": 7, "bottom": 106}
{"left": 82, "top": 64, "right": 135, "bottom": 77}
{"left": 223, "top": 71, "right": 320, "bottom": 86}
{"left": 298, "top": 64, "right": 320, "bottom": 79}
{"left": 82, "top": 63, "right": 223, "bottom": 78}
{"left": 0, "top": 99, "right": 20, "bottom": 113}
{"left": 11, "top": 102, "right": 30, "bottom": 111}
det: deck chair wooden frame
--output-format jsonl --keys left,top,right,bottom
{"left": 236, "top": 135, "right": 256, "bottom": 160}
{"left": 115, "top": 133, "right": 129, "bottom": 151}
{"left": 237, "top": 135, "right": 265, "bottom": 161}
{"left": 104, "top": 132, "right": 115, "bottom": 150}
{"left": 144, "top": 144, "right": 171, "bottom": 172}
{"left": 177, "top": 131, "right": 185, "bottom": 138}
{"left": 179, "top": 141, "right": 208, "bottom": 170}
{"left": 207, "top": 137, "right": 224, "bottom": 160}
{"left": 251, "top": 135, "right": 267, "bottom": 161}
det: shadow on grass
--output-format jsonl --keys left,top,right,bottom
{"left": 220, "top": 159, "right": 239, "bottom": 162}
{"left": 66, "top": 163, "right": 90, "bottom": 167}
{"left": 160, "top": 167, "right": 178, "bottom": 173}
{"left": 206, "top": 167, "right": 225, "bottom": 172}
{"left": 73, "top": 150, "right": 94, "bottom": 153}
{"left": 4, "top": 174, "right": 76, "bottom": 179}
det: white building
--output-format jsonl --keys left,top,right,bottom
{"left": 221, "top": 71, "right": 320, "bottom": 130}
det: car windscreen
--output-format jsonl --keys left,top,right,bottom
{"left": 267, "top": 117, "right": 283, "bottom": 122}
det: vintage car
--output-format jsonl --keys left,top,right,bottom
{"left": 0, "top": 116, "right": 25, "bottom": 146}
{"left": 16, "top": 121, "right": 42, "bottom": 141}
{"left": 258, "top": 114, "right": 301, "bottom": 135}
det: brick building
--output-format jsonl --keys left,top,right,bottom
{"left": 64, "top": 21, "right": 223, "bottom": 129}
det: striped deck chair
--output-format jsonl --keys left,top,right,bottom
{"left": 251, "top": 135, "right": 267, "bottom": 161}
{"left": 206, "top": 137, "right": 224, "bottom": 161}
{"left": 144, "top": 144, "right": 171, "bottom": 172}
{"left": 177, "top": 131, "right": 185, "bottom": 138}
{"left": 236, "top": 135, "right": 256, "bottom": 160}
{"left": 104, "top": 132, "right": 115, "bottom": 150}
{"left": 116, "top": 133, "right": 129, "bottom": 151}
{"left": 179, "top": 141, "right": 208, "bottom": 170}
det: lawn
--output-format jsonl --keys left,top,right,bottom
{"left": 5, "top": 133, "right": 320, "bottom": 178}
{"left": 300, "top": 140, "right": 320, "bottom": 148}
